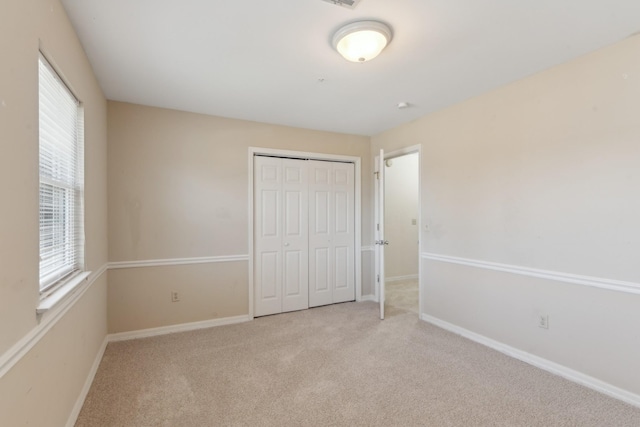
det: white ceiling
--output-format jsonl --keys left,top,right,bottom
{"left": 61, "top": 0, "right": 640, "bottom": 136}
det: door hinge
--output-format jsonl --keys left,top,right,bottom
{"left": 374, "top": 171, "right": 379, "bottom": 179}
{"left": 377, "top": 274, "right": 380, "bottom": 283}
{"left": 376, "top": 223, "right": 380, "bottom": 231}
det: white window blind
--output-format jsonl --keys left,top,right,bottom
{"left": 38, "top": 54, "right": 84, "bottom": 293}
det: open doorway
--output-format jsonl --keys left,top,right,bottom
{"left": 383, "top": 152, "right": 420, "bottom": 315}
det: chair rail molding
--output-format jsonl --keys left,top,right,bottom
{"left": 421, "top": 252, "right": 640, "bottom": 295}
{"left": 109, "top": 254, "right": 249, "bottom": 269}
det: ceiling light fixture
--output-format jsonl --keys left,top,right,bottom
{"left": 332, "top": 20, "right": 392, "bottom": 63}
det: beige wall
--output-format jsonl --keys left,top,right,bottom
{"left": 108, "top": 101, "right": 372, "bottom": 332}
{"left": 384, "top": 152, "right": 419, "bottom": 279}
{"left": 0, "top": 275, "right": 107, "bottom": 426}
{"left": 0, "top": 0, "right": 108, "bottom": 425}
{"left": 372, "top": 35, "right": 640, "bottom": 396}
{"left": 108, "top": 262, "right": 248, "bottom": 333}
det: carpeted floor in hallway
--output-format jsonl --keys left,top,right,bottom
{"left": 385, "top": 279, "right": 419, "bottom": 314}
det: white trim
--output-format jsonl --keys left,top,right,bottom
{"left": 361, "top": 246, "right": 375, "bottom": 252}
{"left": 354, "top": 158, "right": 362, "bottom": 302}
{"left": 421, "top": 252, "right": 640, "bottom": 295}
{"left": 108, "top": 255, "right": 249, "bottom": 269}
{"left": 0, "top": 263, "right": 108, "bottom": 378}
{"left": 248, "top": 150, "right": 255, "bottom": 319}
{"left": 384, "top": 144, "right": 422, "bottom": 160}
{"left": 108, "top": 315, "right": 251, "bottom": 342}
{"left": 37, "top": 271, "right": 91, "bottom": 314}
{"left": 248, "top": 147, "right": 363, "bottom": 309}
{"left": 420, "top": 313, "right": 640, "bottom": 409}
{"left": 360, "top": 294, "right": 377, "bottom": 302}
{"left": 65, "top": 336, "right": 108, "bottom": 427}
{"left": 249, "top": 147, "right": 360, "bottom": 163}
{"left": 415, "top": 147, "right": 423, "bottom": 318}
{"left": 386, "top": 274, "right": 419, "bottom": 283}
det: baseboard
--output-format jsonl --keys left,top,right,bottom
{"left": 108, "top": 315, "right": 251, "bottom": 342}
{"left": 65, "top": 335, "right": 109, "bottom": 427}
{"left": 359, "top": 294, "right": 377, "bottom": 302}
{"left": 420, "top": 313, "right": 640, "bottom": 409}
{"left": 386, "top": 274, "right": 418, "bottom": 283}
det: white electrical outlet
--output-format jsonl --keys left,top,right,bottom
{"left": 171, "top": 291, "right": 180, "bottom": 302}
{"left": 538, "top": 314, "right": 549, "bottom": 329}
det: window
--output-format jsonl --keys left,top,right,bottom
{"left": 38, "top": 54, "right": 84, "bottom": 294}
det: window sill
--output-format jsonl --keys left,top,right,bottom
{"left": 36, "top": 271, "right": 91, "bottom": 315}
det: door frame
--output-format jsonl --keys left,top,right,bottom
{"left": 374, "top": 144, "right": 422, "bottom": 317}
{"left": 248, "top": 147, "right": 362, "bottom": 320}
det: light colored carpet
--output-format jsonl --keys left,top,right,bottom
{"left": 76, "top": 302, "right": 640, "bottom": 426}
{"left": 385, "top": 279, "right": 419, "bottom": 314}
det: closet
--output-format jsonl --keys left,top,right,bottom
{"left": 254, "top": 155, "right": 355, "bottom": 317}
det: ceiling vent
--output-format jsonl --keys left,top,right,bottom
{"left": 321, "top": 0, "right": 361, "bottom": 9}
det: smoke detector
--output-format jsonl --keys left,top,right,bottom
{"left": 321, "top": 0, "right": 361, "bottom": 9}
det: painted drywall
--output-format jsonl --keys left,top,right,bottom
{"left": 108, "top": 262, "right": 248, "bottom": 333}
{"left": 0, "top": 274, "right": 107, "bottom": 427}
{"left": 107, "top": 101, "right": 372, "bottom": 332}
{"left": 384, "top": 153, "right": 419, "bottom": 279}
{"left": 0, "top": 0, "right": 108, "bottom": 425}
{"left": 372, "top": 35, "right": 640, "bottom": 396}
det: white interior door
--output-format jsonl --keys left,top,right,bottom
{"left": 281, "top": 160, "right": 309, "bottom": 312}
{"left": 255, "top": 154, "right": 355, "bottom": 316}
{"left": 308, "top": 161, "right": 332, "bottom": 307}
{"left": 375, "top": 149, "right": 386, "bottom": 319}
{"left": 254, "top": 156, "right": 283, "bottom": 316}
{"left": 308, "top": 160, "right": 355, "bottom": 307}
{"left": 254, "top": 156, "right": 308, "bottom": 316}
{"left": 331, "top": 162, "right": 355, "bottom": 304}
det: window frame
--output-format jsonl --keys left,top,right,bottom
{"left": 38, "top": 52, "right": 86, "bottom": 299}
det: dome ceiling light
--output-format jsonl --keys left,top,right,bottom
{"left": 332, "top": 20, "right": 392, "bottom": 63}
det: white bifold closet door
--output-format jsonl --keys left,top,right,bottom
{"left": 308, "top": 160, "right": 355, "bottom": 307}
{"left": 254, "top": 156, "right": 309, "bottom": 317}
